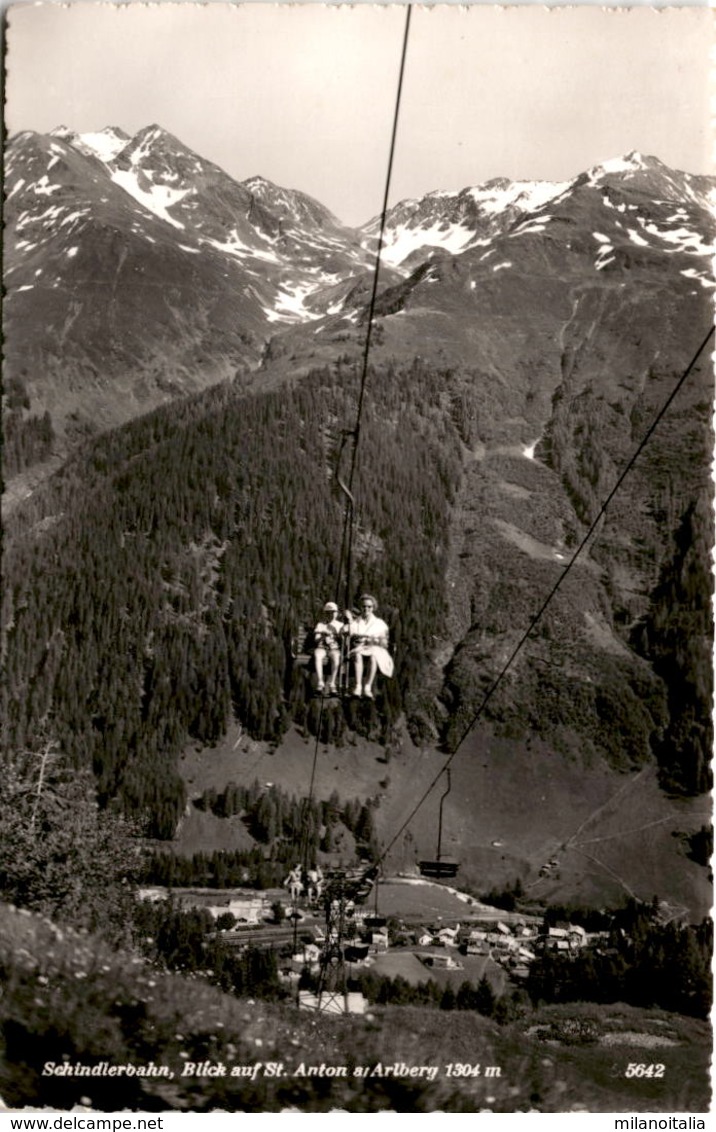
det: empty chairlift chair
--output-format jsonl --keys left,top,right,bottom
{"left": 418, "top": 768, "right": 460, "bottom": 880}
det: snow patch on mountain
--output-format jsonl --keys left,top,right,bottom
{"left": 33, "top": 176, "right": 61, "bottom": 197}
{"left": 592, "top": 233, "right": 615, "bottom": 270}
{"left": 59, "top": 211, "right": 88, "bottom": 228}
{"left": 588, "top": 153, "right": 649, "bottom": 184}
{"left": 628, "top": 229, "right": 649, "bottom": 248}
{"left": 595, "top": 252, "right": 615, "bottom": 272}
{"left": 7, "top": 179, "right": 25, "bottom": 200}
{"left": 372, "top": 177, "right": 570, "bottom": 268}
{"left": 379, "top": 219, "right": 474, "bottom": 267}
{"left": 470, "top": 179, "right": 570, "bottom": 215}
{"left": 37, "top": 206, "right": 64, "bottom": 227}
{"left": 110, "top": 169, "right": 188, "bottom": 229}
{"left": 75, "top": 129, "right": 129, "bottom": 163}
{"left": 203, "top": 228, "right": 280, "bottom": 265}
{"left": 264, "top": 282, "right": 322, "bottom": 323}
{"left": 681, "top": 267, "right": 715, "bottom": 289}
{"left": 602, "top": 195, "right": 628, "bottom": 213}
{"left": 640, "top": 219, "right": 713, "bottom": 257}
{"left": 509, "top": 218, "right": 548, "bottom": 238}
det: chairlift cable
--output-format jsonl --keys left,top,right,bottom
{"left": 294, "top": 12, "right": 413, "bottom": 899}
{"left": 299, "top": 692, "right": 325, "bottom": 876}
{"left": 339, "top": 5, "right": 412, "bottom": 609}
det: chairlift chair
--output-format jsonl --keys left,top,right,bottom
{"left": 418, "top": 768, "right": 460, "bottom": 880}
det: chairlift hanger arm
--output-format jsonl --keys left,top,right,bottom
{"left": 336, "top": 429, "right": 357, "bottom": 509}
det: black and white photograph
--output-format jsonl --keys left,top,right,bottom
{"left": 1, "top": 1, "right": 713, "bottom": 1116}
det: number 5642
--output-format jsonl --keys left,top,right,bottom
{"left": 625, "top": 1064, "right": 665, "bottom": 1078}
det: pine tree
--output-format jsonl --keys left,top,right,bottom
{"left": 0, "top": 747, "right": 139, "bottom": 944}
{"left": 475, "top": 975, "right": 496, "bottom": 1017}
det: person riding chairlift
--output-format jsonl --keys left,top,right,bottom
{"left": 344, "top": 593, "right": 394, "bottom": 698}
{"left": 313, "top": 601, "right": 343, "bottom": 696}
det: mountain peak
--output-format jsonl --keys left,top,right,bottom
{"left": 239, "top": 175, "right": 340, "bottom": 230}
{"left": 588, "top": 152, "right": 663, "bottom": 179}
{"left": 624, "top": 150, "right": 664, "bottom": 167}
{"left": 118, "top": 124, "right": 193, "bottom": 164}
{"left": 244, "top": 175, "right": 274, "bottom": 189}
{"left": 132, "top": 123, "right": 170, "bottom": 143}
{"left": 72, "top": 127, "right": 130, "bottom": 163}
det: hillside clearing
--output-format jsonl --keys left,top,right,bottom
{"left": 175, "top": 721, "right": 711, "bottom": 919}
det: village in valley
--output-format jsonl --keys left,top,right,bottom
{"left": 139, "top": 877, "right": 607, "bottom": 1008}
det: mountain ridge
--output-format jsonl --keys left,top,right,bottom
{"left": 5, "top": 126, "right": 713, "bottom": 471}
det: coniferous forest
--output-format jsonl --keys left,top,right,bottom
{"left": 3, "top": 346, "right": 714, "bottom": 842}
{"left": 3, "top": 359, "right": 461, "bottom": 835}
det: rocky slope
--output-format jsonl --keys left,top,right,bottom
{"left": 254, "top": 156, "right": 714, "bottom": 791}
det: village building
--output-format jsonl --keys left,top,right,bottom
{"left": 566, "top": 924, "right": 587, "bottom": 948}
{"left": 370, "top": 930, "right": 390, "bottom": 952}
{"left": 487, "top": 933, "right": 516, "bottom": 951}
{"left": 545, "top": 926, "right": 569, "bottom": 940}
{"left": 204, "top": 896, "right": 267, "bottom": 924}
{"left": 420, "top": 953, "right": 463, "bottom": 971}
{"left": 466, "top": 939, "right": 490, "bottom": 956}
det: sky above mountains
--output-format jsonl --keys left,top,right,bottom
{"left": 5, "top": 4, "right": 712, "bottom": 226}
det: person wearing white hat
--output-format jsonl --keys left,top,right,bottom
{"left": 313, "top": 601, "right": 343, "bottom": 695}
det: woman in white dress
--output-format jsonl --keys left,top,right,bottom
{"left": 344, "top": 594, "right": 394, "bottom": 698}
